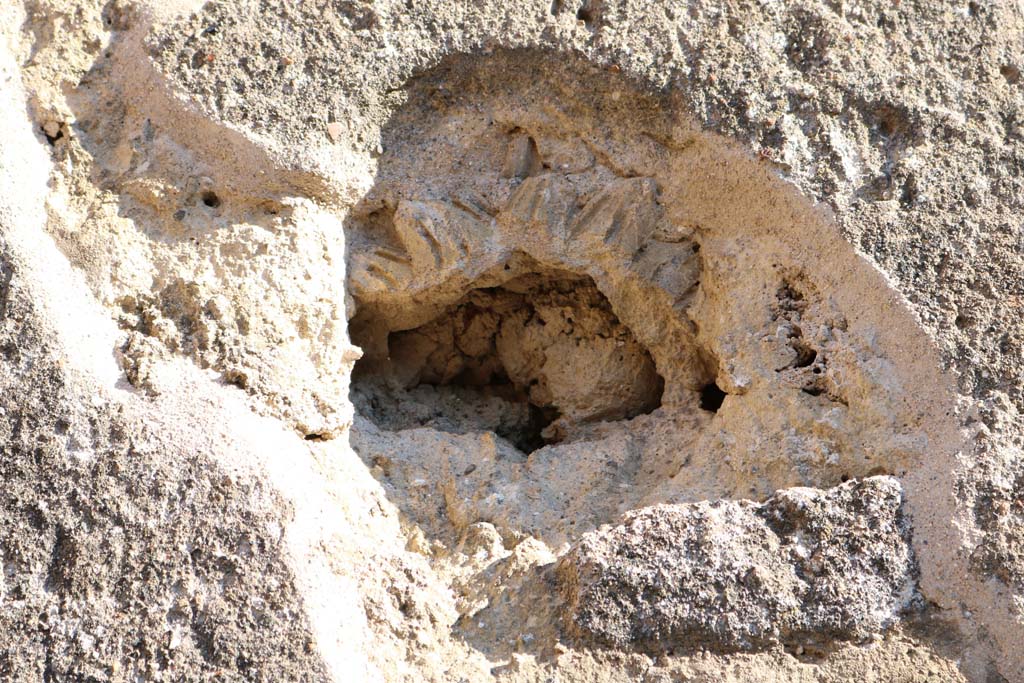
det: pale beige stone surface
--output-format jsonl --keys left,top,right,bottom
{"left": 1, "top": 0, "right": 1022, "bottom": 681}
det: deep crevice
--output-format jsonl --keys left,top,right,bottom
{"left": 699, "top": 381, "right": 727, "bottom": 412}
{"left": 41, "top": 124, "right": 64, "bottom": 145}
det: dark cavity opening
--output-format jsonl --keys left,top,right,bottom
{"left": 793, "top": 344, "right": 817, "bottom": 368}
{"left": 41, "top": 124, "right": 63, "bottom": 145}
{"left": 351, "top": 272, "right": 663, "bottom": 453}
{"left": 576, "top": 5, "right": 594, "bottom": 26}
{"left": 699, "top": 381, "right": 727, "bottom": 412}
{"left": 201, "top": 190, "right": 221, "bottom": 208}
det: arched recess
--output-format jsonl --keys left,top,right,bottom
{"left": 343, "top": 50, "right": 960, "bottom": 552}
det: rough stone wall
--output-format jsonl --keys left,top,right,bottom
{"left": 559, "top": 477, "right": 915, "bottom": 655}
{"left": 1, "top": 0, "right": 1022, "bottom": 682}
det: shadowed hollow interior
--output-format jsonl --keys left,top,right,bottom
{"left": 350, "top": 270, "right": 664, "bottom": 453}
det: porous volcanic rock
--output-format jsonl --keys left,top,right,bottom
{"left": 2, "top": 0, "right": 1023, "bottom": 681}
{"left": 559, "top": 476, "right": 915, "bottom": 654}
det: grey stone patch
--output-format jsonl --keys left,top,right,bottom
{"left": 962, "top": 399, "right": 1024, "bottom": 592}
{"left": 0, "top": 247, "right": 328, "bottom": 682}
{"left": 558, "top": 476, "right": 916, "bottom": 654}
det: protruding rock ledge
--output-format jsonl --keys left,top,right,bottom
{"left": 557, "top": 476, "right": 916, "bottom": 654}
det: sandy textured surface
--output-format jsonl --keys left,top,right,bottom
{"left": 1, "top": 0, "right": 1022, "bottom": 681}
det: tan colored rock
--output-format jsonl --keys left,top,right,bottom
{"left": 1, "top": 0, "right": 1022, "bottom": 681}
